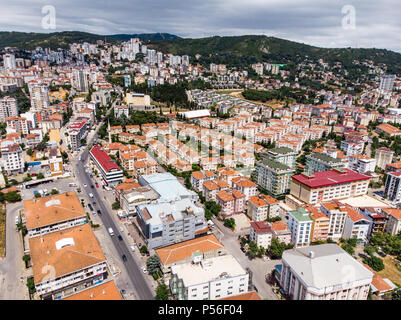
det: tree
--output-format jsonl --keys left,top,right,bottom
{"left": 4, "top": 191, "right": 21, "bottom": 203}
{"left": 50, "top": 189, "right": 59, "bottom": 195}
{"left": 112, "top": 201, "right": 120, "bottom": 210}
{"left": 26, "top": 149, "right": 34, "bottom": 157}
{"left": 22, "top": 254, "right": 31, "bottom": 268}
{"left": 363, "top": 256, "right": 385, "bottom": 272}
{"left": 392, "top": 289, "right": 401, "bottom": 300}
{"left": 223, "top": 218, "right": 235, "bottom": 230}
{"left": 364, "top": 245, "right": 377, "bottom": 257}
{"left": 268, "top": 238, "right": 293, "bottom": 259}
{"left": 37, "top": 173, "right": 44, "bottom": 180}
{"left": 155, "top": 280, "right": 169, "bottom": 300}
{"left": 146, "top": 255, "right": 161, "bottom": 275}
{"left": 248, "top": 241, "right": 259, "bottom": 258}
{"left": 26, "top": 277, "right": 36, "bottom": 295}
{"left": 140, "top": 245, "right": 148, "bottom": 255}
{"left": 34, "top": 193, "right": 41, "bottom": 198}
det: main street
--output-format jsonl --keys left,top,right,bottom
{"left": 70, "top": 95, "right": 154, "bottom": 300}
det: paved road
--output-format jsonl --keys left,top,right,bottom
{"left": 0, "top": 203, "right": 28, "bottom": 300}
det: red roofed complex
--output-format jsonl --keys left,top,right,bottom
{"left": 89, "top": 145, "right": 123, "bottom": 186}
{"left": 290, "top": 168, "right": 370, "bottom": 204}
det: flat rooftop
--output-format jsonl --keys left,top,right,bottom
{"left": 339, "top": 195, "right": 391, "bottom": 209}
{"left": 171, "top": 255, "right": 247, "bottom": 287}
{"left": 24, "top": 192, "right": 86, "bottom": 231}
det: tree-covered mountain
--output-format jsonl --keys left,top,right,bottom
{"left": 0, "top": 31, "right": 179, "bottom": 50}
{"left": 147, "top": 35, "right": 401, "bottom": 74}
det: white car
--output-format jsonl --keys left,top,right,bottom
{"left": 83, "top": 184, "right": 87, "bottom": 188}
{"left": 142, "top": 266, "right": 147, "bottom": 274}
{"left": 130, "top": 246, "right": 135, "bottom": 252}
{"left": 15, "top": 216, "right": 19, "bottom": 225}
{"left": 119, "top": 227, "right": 124, "bottom": 232}
{"left": 89, "top": 193, "right": 94, "bottom": 198}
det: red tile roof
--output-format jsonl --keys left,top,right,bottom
{"left": 90, "top": 145, "right": 121, "bottom": 173}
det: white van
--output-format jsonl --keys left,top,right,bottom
{"left": 108, "top": 227, "right": 114, "bottom": 236}
{"left": 207, "top": 220, "right": 215, "bottom": 228}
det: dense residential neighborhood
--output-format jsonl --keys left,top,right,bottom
{"left": 1, "top": 27, "right": 401, "bottom": 305}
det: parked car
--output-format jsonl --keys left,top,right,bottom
{"left": 89, "top": 193, "right": 94, "bottom": 198}
{"left": 97, "top": 210, "right": 102, "bottom": 215}
{"left": 130, "top": 246, "right": 135, "bottom": 252}
{"left": 118, "top": 235, "right": 123, "bottom": 241}
{"left": 141, "top": 266, "right": 147, "bottom": 274}
{"left": 122, "top": 254, "right": 127, "bottom": 262}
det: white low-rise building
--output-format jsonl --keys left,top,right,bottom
{"left": 170, "top": 255, "right": 249, "bottom": 300}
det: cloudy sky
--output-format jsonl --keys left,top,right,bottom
{"left": 1, "top": 0, "right": 400, "bottom": 52}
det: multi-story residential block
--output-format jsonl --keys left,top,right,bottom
{"left": 254, "top": 159, "right": 295, "bottom": 196}
{"left": 202, "top": 179, "right": 229, "bottom": 202}
{"left": 271, "top": 221, "right": 292, "bottom": 244}
{"left": 247, "top": 194, "right": 280, "bottom": 221}
{"left": 384, "top": 171, "right": 401, "bottom": 203}
{"left": 231, "top": 176, "right": 258, "bottom": 200}
{"left": 382, "top": 208, "right": 401, "bottom": 236}
{"left": 343, "top": 205, "right": 370, "bottom": 243}
{"left": 305, "top": 152, "right": 344, "bottom": 174}
{"left": 290, "top": 169, "right": 370, "bottom": 204}
{"left": 360, "top": 208, "right": 387, "bottom": 238}
{"left": 68, "top": 120, "right": 87, "bottom": 150}
{"left": 263, "top": 147, "right": 297, "bottom": 169}
{"left": 307, "top": 206, "right": 330, "bottom": 242}
{"left": 28, "top": 81, "right": 50, "bottom": 111}
{"left": 349, "top": 155, "right": 376, "bottom": 174}
{"left": 250, "top": 221, "right": 273, "bottom": 249}
{"left": 90, "top": 145, "right": 124, "bottom": 186}
{"left": 0, "top": 143, "right": 24, "bottom": 175}
{"left": 29, "top": 224, "right": 109, "bottom": 299}
{"left": 288, "top": 207, "right": 313, "bottom": 247}
{"left": 320, "top": 201, "right": 348, "bottom": 239}
{"left": 114, "top": 105, "right": 129, "bottom": 118}
{"left": 62, "top": 281, "right": 122, "bottom": 300}
{"left": 170, "top": 255, "right": 249, "bottom": 300}
{"left": 216, "top": 189, "right": 246, "bottom": 217}
{"left": 24, "top": 191, "right": 86, "bottom": 238}
{"left": 6, "top": 116, "right": 29, "bottom": 134}
{"left": 340, "top": 140, "right": 364, "bottom": 156}
{"left": 0, "top": 96, "right": 18, "bottom": 123}
{"left": 191, "top": 170, "right": 217, "bottom": 192}
{"left": 376, "top": 147, "right": 394, "bottom": 170}
{"left": 376, "top": 123, "right": 401, "bottom": 137}
{"left": 280, "top": 244, "right": 373, "bottom": 300}
{"left": 155, "top": 234, "right": 226, "bottom": 274}
{"left": 72, "top": 69, "right": 89, "bottom": 93}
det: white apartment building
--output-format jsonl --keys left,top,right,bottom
{"left": 384, "top": 171, "right": 401, "bottom": 203}
{"left": 348, "top": 155, "right": 376, "bottom": 174}
{"left": 382, "top": 208, "right": 401, "bottom": 236}
{"left": 28, "top": 82, "right": 50, "bottom": 111}
{"left": 250, "top": 221, "right": 273, "bottom": 249}
{"left": 280, "top": 244, "right": 373, "bottom": 300}
{"left": 3, "top": 53, "right": 16, "bottom": 70}
{"left": 0, "top": 96, "right": 18, "bottom": 122}
{"left": 288, "top": 207, "right": 313, "bottom": 247}
{"left": 320, "top": 202, "right": 348, "bottom": 239}
{"left": 375, "top": 147, "right": 394, "bottom": 170}
{"left": 342, "top": 206, "right": 370, "bottom": 243}
{"left": 170, "top": 255, "right": 249, "bottom": 300}
{"left": 231, "top": 176, "right": 258, "bottom": 200}
{"left": 1, "top": 143, "right": 24, "bottom": 175}
{"left": 247, "top": 194, "right": 280, "bottom": 221}
{"left": 340, "top": 141, "right": 364, "bottom": 157}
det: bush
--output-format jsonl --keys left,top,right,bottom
{"left": 140, "top": 245, "right": 148, "bottom": 255}
{"left": 155, "top": 280, "right": 169, "bottom": 300}
{"left": 363, "top": 256, "right": 385, "bottom": 272}
{"left": 4, "top": 191, "right": 21, "bottom": 203}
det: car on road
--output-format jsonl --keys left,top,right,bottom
{"left": 119, "top": 227, "right": 124, "bottom": 232}
{"left": 108, "top": 227, "right": 114, "bottom": 236}
{"left": 138, "top": 242, "right": 142, "bottom": 248}
{"left": 118, "top": 235, "right": 123, "bottom": 241}
{"left": 91, "top": 185, "right": 94, "bottom": 189}
{"left": 83, "top": 184, "right": 87, "bottom": 188}
{"left": 15, "top": 216, "right": 19, "bottom": 225}
{"left": 93, "top": 202, "right": 97, "bottom": 206}
{"left": 97, "top": 210, "right": 102, "bottom": 215}
{"left": 95, "top": 183, "right": 99, "bottom": 188}
{"left": 88, "top": 203, "right": 94, "bottom": 211}
{"left": 130, "top": 246, "right": 135, "bottom": 252}
{"left": 141, "top": 266, "right": 147, "bottom": 274}
{"left": 89, "top": 193, "right": 94, "bottom": 198}
{"left": 122, "top": 254, "right": 127, "bottom": 262}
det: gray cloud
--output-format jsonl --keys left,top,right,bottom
{"left": 0, "top": 0, "right": 400, "bottom": 52}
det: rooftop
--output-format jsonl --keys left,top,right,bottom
{"left": 282, "top": 244, "right": 374, "bottom": 290}
{"left": 156, "top": 234, "right": 224, "bottom": 266}
{"left": 171, "top": 255, "right": 247, "bottom": 288}
{"left": 63, "top": 281, "right": 121, "bottom": 300}
{"left": 290, "top": 207, "right": 312, "bottom": 222}
{"left": 90, "top": 145, "right": 122, "bottom": 173}
{"left": 259, "top": 159, "right": 292, "bottom": 171}
{"left": 29, "top": 224, "right": 106, "bottom": 284}
{"left": 292, "top": 168, "right": 370, "bottom": 189}
{"left": 308, "top": 152, "right": 341, "bottom": 163}
{"left": 24, "top": 192, "right": 85, "bottom": 231}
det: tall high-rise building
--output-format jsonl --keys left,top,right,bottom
{"left": 28, "top": 82, "right": 50, "bottom": 111}
{"left": 156, "top": 52, "right": 163, "bottom": 64}
{"left": 72, "top": 69, "right": 89, "bottom": 93}
{"left": 375, "top": 147, "right": 394, "bottom": 170}
{"left": 3, "top": 53, "right": 16, "bottom": 70}
{"left": 380, "top": 75, "right": 396, "bottom": 92}
{"left": 147, "top": 49, "right": 156, "bottom": 64}
{"left": 0, "top": 96, "right": 18, "bottom": 122}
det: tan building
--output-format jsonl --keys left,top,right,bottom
{"left": 382, "top": 208, "right": 401, "bottom": 236}
{"left": 290, "top": 169, "right": 370, "bottom": 204}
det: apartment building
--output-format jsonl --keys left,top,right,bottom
{"left": 216, "top": 189, "right": 246, "bottom": 217}
{"left": 90, "top": 145, "right": 124, "bottom": 186}
{"left": 263, "top": 147, "right": 297, "bottom": 169}
{"left": 290, "top": 169, "right": 370, "bottom": 204}
{"left": 280, "top": 244, "right": 373, "bottom": 300}
{"left": 29, "top": 81, "right": 50, "bottom": 111}
{"left": 348, "top": 155, "right": 376, "bottom": 174}
{"left": 382, "top": 208, "right": 401, "bottom": 236}
{"left": 202, "top": 179, "right": 229, "bottom": 202}
{"left": 288, "top": 207, "right": 313, "bottom": 247}
{"left": 271, "top": 221, "right": 291, "bottom": 244}
{"left": 231, "top": 176, "right": 258, "bottom": 200}
{"left": 62, "top": 281, "right": 121, "bottom": 300}
{"left": 305, "top": 152, "right": 344, "bottom": 174}
{"left": 384, "top": 171, "right": 401, "bottom": 203}
{"left": 191, "top": 170, "right": 217, "bottom": 192}
{"left": 0, "top": 143, "right": 24, "bottom": 175}
{"left": 307, "top": 206, "right": 330, "bottom": 242}
{"left": 320, "top": 201, "right": 348, "bottom": 239}
{"left": 6, "top": 116, "right": 29, "bottom": 134}
{"left": 250, "top": 221, "right": 273, "bottom": 249}
{"left": 247, "top": 194, "right": 280, "bottom": 221}
{"left": 254, "top": 159, "right": 295, "bottom": 196}
{"left": 376, "top": 123, "right": 401, "bottom": 137}
{"left": 375, "top": 147, "right": 394, "bottom": 170}
{"left": 29, "top": 224, "right": 109, "bottom": 299}
{"left": 68, "top": 120, "right": 87, "bottom": 150}
{"left": 343, "top": 206, "right": 370, "bottom": 243}
{"left": 24, "top": 192, "right": 86, "bottom": 238}
{"left": 0, "top": 96, "right": 18, "bottom": 122}
{"left": 155, "top": 234, "right": 226, "bottom": 274}
{"left": 170, "top": 255, "right": 249, "bottom": 300}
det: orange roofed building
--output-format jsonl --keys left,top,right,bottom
{"left": 63, "top": 281, "right": 121, "bottom": 300}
